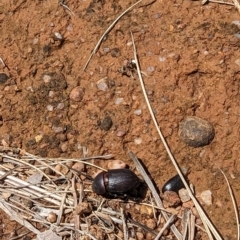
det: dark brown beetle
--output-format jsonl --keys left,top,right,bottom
{"left": 92, "top": 169, "right": 146, "bottom": 200}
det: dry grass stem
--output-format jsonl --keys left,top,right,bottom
{"left": 59, "top": 0, "right": 75, "bottom": 16}
{"left": 190, "top": 212, "right": 196, "bottom": 240}
{"left": 154, "top": 214, "right": 177, "bottom": 240}
{"left": 182, "top": 209, "right": 189, "bottom": 240}
{"left": 218, "top": 168, "right": 240, "bottom": 240}
{"left": 83, "top": 0, "right": 143, "bottom": 71}
{"left": 129, "top": 151, "right": 183, "bottom": 240}
{"left": 208, "top": 0, "right": 234, "bottom": 5}
{"left": 0, "top": 147, "right": 125, "bottom": 238}
{"left": 72, "top": 176, "right": 80, "bottom": 239}
{"left": 130, "top": 31, "right": 223, "bottom": 240}
{"left": 0, "top": 200, "right": 41, "bottom": 235}
{"left": 1, "top": 153, "right": 53, "bottom": 183}
{"left": 0, "top": 57, "right": 6, "bottom": 67}
{"left": 233, "top": 0, "right": 240, "bottom": 12}
{"left": 121, "top": 208, "right": 128, "bottom": 240}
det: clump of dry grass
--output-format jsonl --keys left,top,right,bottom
{"left": 0, "top": 146, "right": 114, "bottom": 239}
{"left": 0, "top": 146, "right": 221, "bottom": 240}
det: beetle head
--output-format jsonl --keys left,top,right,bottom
{"left": 92, "top": 171, "right": 107, "bottom": 195}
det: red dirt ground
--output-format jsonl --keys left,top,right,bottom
{"left": 0, "top": 0, "right": 240, "bottom": 239}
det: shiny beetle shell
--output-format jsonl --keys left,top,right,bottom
{"left": 92, "top": 169, "right": 140, "bottom": 196}
{"left": 162, "top": 174, "right": 185, "bottom": 193}
{"left": 106, "top": 169, "right": 140, "bottom": 193}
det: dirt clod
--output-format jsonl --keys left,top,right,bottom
{"left": 162, "top": 190, "right": 181, "bottom": 207}
{"left": 0, "top": 73, "right": 9, "bottom": 84}
{"left": 100, "top": 116, "right": 113, "bottom": 131}
{"left": 178, "top": 116, "right": 215, "bottom": 147}
{"left": 107, "top": 160, "right": 126, "bottom": 169}
{"left": 69, "top": 86, "right": 84, "bottom": 102}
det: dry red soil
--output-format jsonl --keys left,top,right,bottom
{"left": 0, "top": 0, "right": 240, "bottom": 239}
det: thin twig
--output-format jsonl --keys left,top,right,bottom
{"left": 209, "top": 0, "right": 234, "bottom": 5}
{"left": 0, "top": 170, "right": 73, "bottom": 205}
{"left": 83, "top": 0, "right": 143, "bottom": 71}
{"left": 0, "top": 200, "right": 41, "bottom": 235}
{"left": 0, "top": 154, "right": 54, "bottom": 184}
{"left": 233, "top": 0, "right": 240, "bottom": 13}
{"left": 72, "top": 176, "right": 80, "bottom": 239}
{"left": 218, "top": 168, "right": 240, "bottom": 240}
{"left": 130, "top": 31, "right": 223, "bottom": 240}
{"left": 9, "top": 231, "right": 32, "bottom": 240}
{"left": 59, "top": 0, "right": 75, "bottom": 16}
{"left": 129, "top": 151, "right": 182, "bottom": 240}
{"left": 0, "top": 57, "right": 6, "bottom": 67}
{"left": 189, "top": 211, "right": 196, "bottom": 240}
{"left": 154, "top": 214, "right": 177, "bottom": 240}
{"left": 182, "top": 209, "right": 189, "bottom": 240}
{"left": 121, "top": 208, "right": 128, "bottom": 240}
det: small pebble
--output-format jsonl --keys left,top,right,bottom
{"left": 232, "top": 20, "right": 240, "bottom": 27}
{"left": 47, "top": 105, "right": 54, "bottom": 111}
{"left": 60, "top": 142, "right": 68, "bottom": 152}
{"left": 146, "top": 219, "right": 156, "bottom": 229}
{"left": 134, "top": 109, "right": 142, "bottom": 116}
{"left": 0, "top": 73, "right": 9, "bottom": 84}
{"left": 27, "top": 47, "right": 33, "bottom": 53}
{"left": 115, "top": 98, "right": 124, "bottom": 105}
{"left": 178, "top": 116, "right": 215, "bottom": 147}
{"left": 159, "top": 56, "right": 166, "bottom": 62}
{"left": 234, "top": 33, "right": 240, "bottom": 39}
{"left": 67, "top": 131, "right": 76, "bottom": 140}
{"left": 35, "top": 134, "right": 43, "bottom": 143}
{"left": 162, "top": 191, "right": 181, "bottom": 207}
{"left": 153, "top": 13, "right": 162, "bottom": 19}
{"left": 33, "top": 38, "right": 38, "bottom": 44}
{"left": 66, "top": 24, "right": 73, "bottom": 31}
{"left": 4, "top": 86, "right": 9, "bottom": 91}
{"left": 116, "top": 129, "right": 127, "bottom": 137}
{"left": 235, "top": 59, "right": 240, "bottom": 67}
{"left": 126, "top": 41, "right": 133, "bottom": 47}
{"left": 75, "top": 202, "right": 92, "bottom": 216}
{"left": 54, "top": 32, "right": 63, "bottom": 40}
{"left": 103, "top": 47, "right": 110, "bottom": 53}
{"left": 52, "top": 126, "right": 64, "bottom": 133}
{"left": 136, "top": 232, "right": 144, "bottom": 240}
{"left": 43, "top": 74, "right": 52, "bottom": 83}
{"left": 48, "top": 90, "right": 55, "bottom": 98}
{"left": 57, "top": 102, "right": 64, "bottom": 109}
{"left": 107, "top": 160, "right": 126, "bottom": 170}
{"left": 70, "top": 86, "right": 84, "bottom": 102}
{"left": 72, "top": 162, "right": 84, "bottom": 172}
{"left": 200, "top": 190, "right": 212, "bottom": 206}
{"left": 147, "top": 66, "right": 155, "bottom": 72}
{"left": 100, "top": 116, "right": 113, "bottom": 131}
{"left": 46, "top": 212, "right": 57, "bottom": 223}
{"left": 146, "top": 232, "right": 153, "bottom": 240}
{"left": 26, "top": 86, "right": 34, "bottom": 92}
{"left": 134, "top": 137, "right": 142, "bottom": 145}
{"left": 178, "top": 188, "right": 191, "bottom": 202}
{"left": 97, "top": 77, "right": 108, "bottom": 91}
{"left": 139, "top": 205, "right": 154, "bottom": 217}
